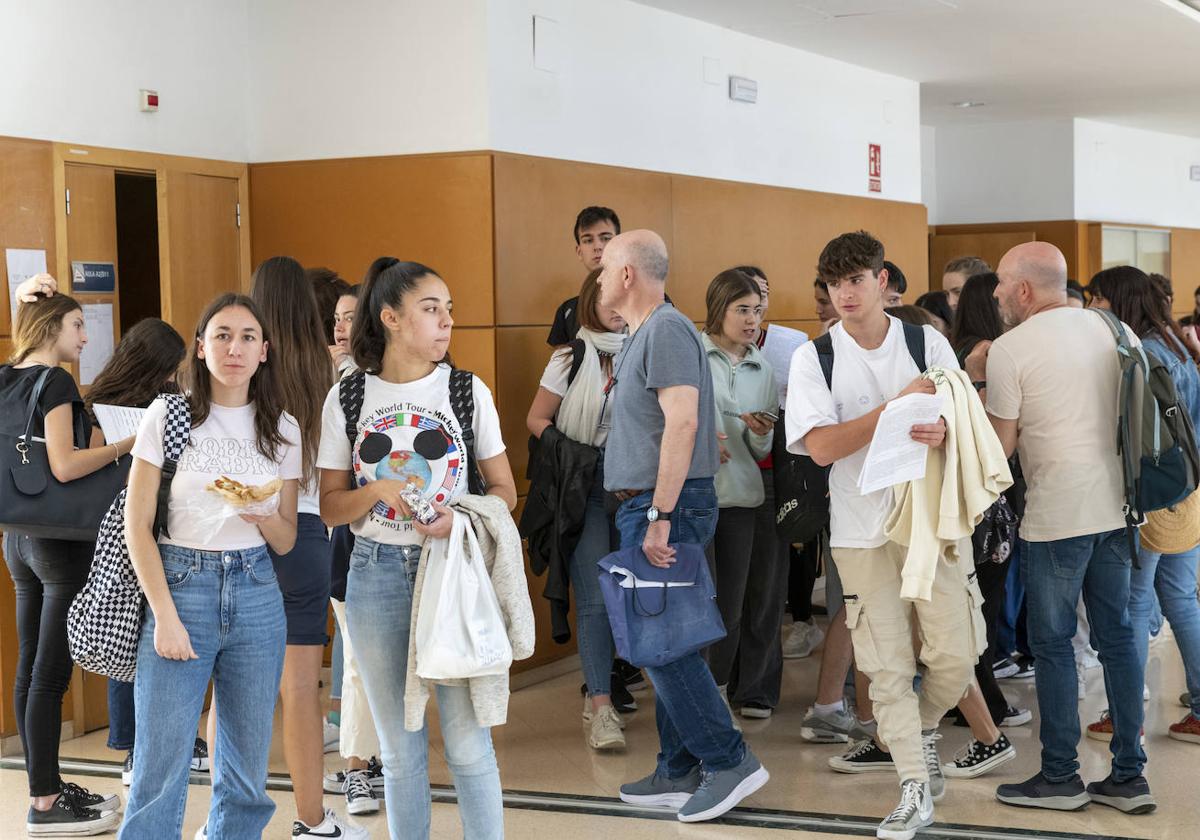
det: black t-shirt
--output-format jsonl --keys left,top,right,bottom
{"left": 0, "top": 365, "right": 84, "bottom": 440}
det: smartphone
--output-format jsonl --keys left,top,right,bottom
{"left": 755, "top": 409, "right": 779, "bottom": 423}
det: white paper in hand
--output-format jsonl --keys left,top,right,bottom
{"left": 93, "top": 404, "right": 147, "bottom": 445}
{"left": 857, "top": 392, "right": 945, "bottom": 495}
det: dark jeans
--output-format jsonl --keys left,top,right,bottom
{"left": 1021, "top": 530, "right": 1146, "bottom": 783}
{"left": 107, "top": 678, "right": 135, "bottom": 751}
{"left": 2, "top": 532, "right": 93, "bottom": 796}
{"left": 729, "top": 469, "right": 790, "bottom": 708}
{"left": 706, "top": 506, "right": 756, "bottom": 687}
{"left": 788, "top": 541, "right": 819, "bottom": 622}
{"left": 974, "top": 555, "right": 1011, "bottom": 725}
{"left": 616, "top": 477, "right": 746, "bottom": 776}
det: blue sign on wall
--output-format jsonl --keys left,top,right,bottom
{"left": 71, "top": 261, "right": 116, "bottom": 293}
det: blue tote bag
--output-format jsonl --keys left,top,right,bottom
{"left": 597, "top": 543, "right": 726, "bottom": 669}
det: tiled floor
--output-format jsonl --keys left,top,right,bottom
{"left": 3, "top": 616, "right": 1194, "bottom": 839}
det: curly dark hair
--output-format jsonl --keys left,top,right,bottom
{"left": 817, "top": 231, "right": 884, "bottom": 283}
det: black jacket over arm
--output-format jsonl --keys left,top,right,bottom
{"left": 518, "top": 426, "right": 599, "bottom": 643}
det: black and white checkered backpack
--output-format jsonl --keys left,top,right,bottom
{"left": 68, "top": 394, "right": 191, "bottom": 682}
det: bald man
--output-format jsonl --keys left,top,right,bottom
{"left": 597, "top": 230, "right": 769, "bottom": 823}
{"left": 965, "top": 242, "right": 1154, "bottom": 815}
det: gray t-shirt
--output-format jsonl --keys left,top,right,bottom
{"left": 603, "top": 304, "right": 720, "bottom": 490}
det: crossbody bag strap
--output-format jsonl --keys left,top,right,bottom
{"left": 449, "top": 368, "right": 487, "bottom": 496}
{"left": 338, "top": 372, "right": 367, "bottom": 490}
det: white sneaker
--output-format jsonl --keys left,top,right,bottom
{"left": 782, "top": 618, "right": 824, "bottom": 659}
{"left": 717, "top": 685, "right": 742, "bottom": 733}
{"left": 294, "top": 808, "right": 368, "bottom": 839}
{"left": 323, "top": 719, "right": 340, "bottom": 755}
{"left": 588, "top": 705, "right": 627, "bottom": 751}
{"left": 194, "top": 824, "right": 207, "bottom": 840}
{"left": 876, "top": 779, "right": 934, "bottom": 840}
{"left": 344, "top": 770, "right": 380, "bottom": 816}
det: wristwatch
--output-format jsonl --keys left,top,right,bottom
{"left": 647, "top": 506, "right": 673, "bottom": 524}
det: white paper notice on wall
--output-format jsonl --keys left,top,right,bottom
{"left": 533, "top": 15, "right": 563, "bottom": 73}
{"left": 80, "top": 303, "right": 115, "bottom": 386}
{"left": 6, "top": 248, "right": 48, "bottom": 324}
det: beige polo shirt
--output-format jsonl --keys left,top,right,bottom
{"left": 986, "top": 307, "right": 1138, "bottom": 542}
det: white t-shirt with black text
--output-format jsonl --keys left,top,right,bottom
{"left": 132, "top": 398, "right": 302, "bottom": 551}
{"left": 785, "top": 317, "right": 960, "bottom": 549}
{"left": 316, "top": 364, "right": 506, "bottom": 547}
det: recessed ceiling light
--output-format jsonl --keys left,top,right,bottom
{"left": 951, "top": 101, "right": 986, "bottom": 108}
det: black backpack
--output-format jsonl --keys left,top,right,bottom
{"left": 774, "top": 322, "right": 927, "bottom": 543}
{"left": 338, "top": 368, "right": 486, "bottom": 496}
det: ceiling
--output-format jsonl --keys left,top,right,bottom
{"left": 634, "top": 0, "right": 1200, "bottom": 137}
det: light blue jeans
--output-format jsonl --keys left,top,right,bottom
{"left": 1131, "top": 543, "right": 1200, "bottom": 717}
{"left": 346, "top": 537, "right": 503, "bottom": 840}
{"left": 569, "top": 467, "right": 616, "bottom": 697}
{"left": 119, "top": 545, "right": 285, "bottom": 840}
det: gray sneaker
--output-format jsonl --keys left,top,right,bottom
{"left": 922, "top": 730, "right": 944, "bottom": 802}
{"left": 801, "top": 705, "right": 855, "bottom": 743}
{"left": 996, "top": 772, "right": 1090, "bottom": 811}
{"left": 619, "top": 767, "right": 701, "bottom": 809}
{"left": 677, "top": 751, "right": 770, "bottom": 823}
{"left": 876, "top": 779, "right": 934, "bottom": 840}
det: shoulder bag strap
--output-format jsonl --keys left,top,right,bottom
{"left": 813, "top": 333, "right": 835, "bottom": 391}
{"left": 155, "top": 394, "right": 193, "bottom": 540}
{"left": 21, "top": 367, "right": 55, "bottom": 444}
{"left": 900, "top": 321, "right": 928, "bottom": 373}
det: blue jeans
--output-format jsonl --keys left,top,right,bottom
{"left": 119, "top": 545, "right": 285, "bottom": 840}
{"left": 347, "top": 538, "right": 503, "bottom": 840}
{"left": 615, "top": 477, "right": 745, "bottom": 777}
{"left": 1021, "top": 530, "right": 1146, "bottom": 783}
{"left": 107, "top": 678, "right": 135, "bottom": 751}
{"left": 1131, "top": 543, "right": 1200, "bottom": 717}
{"left": 570, "top": 468, "right": 617, "bottom": 697}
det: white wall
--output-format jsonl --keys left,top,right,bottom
{"left": 1074, "top": 118, "right": 1200, "bottom": 228}
{"left": 485, "top": 0, "right": 923, "bottom": 202}
{"left": 921, "top": 124, "right": 938, "bottom": 223}
{"left": 929, "top": 120, "right": 1076, "bottom": 225}
{"left": 0, "top": 0, "right": 251, "bottom": 161}
{"left": 245, "top": 0, "right": 491, "bottom": 161}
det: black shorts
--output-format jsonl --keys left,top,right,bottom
{"left": 269, "top": 513, "right": 331, "bottom": 646}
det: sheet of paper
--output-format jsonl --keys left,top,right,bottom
{"left": 761, "top": 324, "right": 808, "bottom": 407}
{"left": 857, "top": 392, "right": 945, "bottom": 495}
{"left": 79, "top": 303, "right": 115, "bottom": 385}
{"left": 6, "top": 248, "right": 48, "bottom": 323}
{"left": 93, "top": 404, "right": 147, "bottom": 443}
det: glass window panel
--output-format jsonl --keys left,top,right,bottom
{"left": 1135, "top": 230, "right": 1170, "bottom": 276}
{"left": 1102, "top": 228, "right": 1137, "bottom": 269}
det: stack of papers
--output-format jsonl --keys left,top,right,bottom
{"left": 857, "top": 393, "right": 944, "bottom": 495}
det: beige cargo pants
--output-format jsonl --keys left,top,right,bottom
{"left": 832, "top": 540, "right": 986, "bottom": 783}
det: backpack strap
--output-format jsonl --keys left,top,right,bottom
{"left": 339, "top": 371, "right": 366, "bottom": 448}
{"left": 155, "top": 394, "right": 192, "bottom": 540}
{"left": 814, "top": 320, "right": 927, "bottom": 393}
{"left": 813, "top": 333, "right": 835, "bottom": 390}
{"left": 566, "top": 338, "right": 587, "bottom": 388}
{"left": 901, "top": 321, "right": 928, "bottom": 374}
{"left": 449, "top": 368, "right": 487, "bottom": 496}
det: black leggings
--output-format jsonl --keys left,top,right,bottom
{"left": 3, "top": 533, "right": 93, "bottom": 796}
{"left": 973, "top": 556, "right": 1012, "bottom": 725}
{"left": 788, "top": 539, "right": 820, "bottom": 621}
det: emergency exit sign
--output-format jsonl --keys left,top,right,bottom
{"left": 869, "top": 144, "right": 882, "bottom": 192}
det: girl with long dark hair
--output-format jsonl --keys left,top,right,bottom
{"left": 318, "top": 260, "right": 518, "bottom": 840}
{"left": 1087, "top": 266, "right": 1200, "bottom": 744}
{"left": 249, "top": 257, "right": 354, "bottom": 838}
{"left": 119, "top": 294, "right": 300, "bottom": 839}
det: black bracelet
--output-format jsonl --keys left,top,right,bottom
{"left": 972, "top": 380, "right": 987, "bottom": 393}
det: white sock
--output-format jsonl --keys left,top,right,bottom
{"left": 815, "top": 700, "right": 844, "bottom": 715}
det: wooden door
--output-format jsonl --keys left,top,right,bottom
{"left": 62, "top": 163, "right": 123, "bottom": 733}
{"left": 928, "top": 231, "right": 1035, "bottom": 289}
{"left": 162, "top": 172, "right": 242, "bottom": 337}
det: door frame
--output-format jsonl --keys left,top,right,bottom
{"left": 52, "top": 143, "right": 252, "bottom": 302}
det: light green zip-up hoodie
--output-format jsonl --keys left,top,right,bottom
{"left": 702, "top": 333, "right": 779, "bottom": 509}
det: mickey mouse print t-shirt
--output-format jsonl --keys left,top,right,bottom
{"left": 316, "top": 364, "right": 505, "bottom": 547}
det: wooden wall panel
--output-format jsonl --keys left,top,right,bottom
{"left": 495, "top": 327, "right": 556, "bottom": 495}
{"left": 931, "top": 221, "right": 1086, "bottom": 281}
{"left": 249, "top": 154, "right": 494, "bottom": 328}
{"left": 928, "top": 231, "right": 1034, "bottom": 289}
{"left": 0, "top": 137, "right": 56, "bottom": 342}
{"left": 1172, "top": 228, "right": 1200, "bottom": 296}
{"left": 492, "top": 154, "right": 674, "bottom": 326}
{"left": 449, "top": 327, "right": 496, "bottom": 391}
{"left": 671, "top": 178, "right": 930, "bottom": 322}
